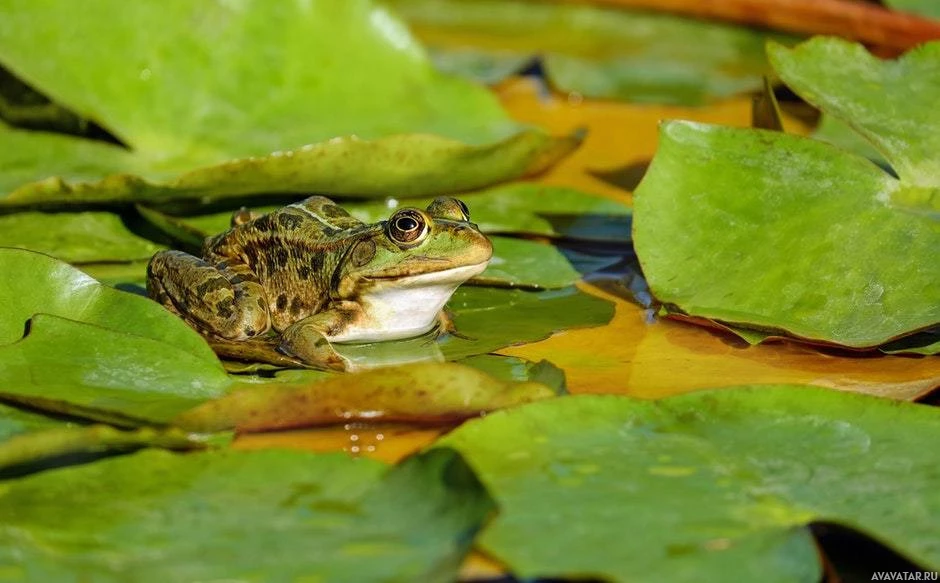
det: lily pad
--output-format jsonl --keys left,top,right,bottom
{"left": 0, "top": 211, "right": 164, "bottom": 263}
{"left": 0, "top": 314, "right": 232, "bottom": 425}
{"left": 0, "top": 0, "right": 574, "bottom": 205}
{"left": 812, "top": 114, "right": 891, "bottom": 171}
{"left": 386, "top": 0, "right": 788, "bottom": 105}
{"left": 768, "top": 39, "right": 940, "bottom": 194}
{"left": 457, "top": 355, "right": 567, "bottom": 394}
{"left": 884, "top": 0, "right": 940, "bottom": 19}
{"left": 0, "top": 248, "right": 231, "bottom": 424}
{"left": 441, "top": 285, "right": 616, "bottom": 360}
{"left": 174, "top": 362, "right": 558, "bottom": 433}
{"left": 634, "top": 120, "right": 939, "bottom": 348}
{"left": 437, "top": 386, "right": 940, "bottom": 581}
{"left": 0, "top": 447, "right": 492, "bottom": 582}
{"left": 1, "top": 131, "right": 578, "bottom": 207}
{"left": 0, "top": 425, "right": 203, "bottom": 473}
{"left": 0, "top": 247, "right": 215, "bottom": 358}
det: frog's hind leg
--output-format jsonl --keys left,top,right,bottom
{"left": 147, "top": 250, "right": 271, "bottom": 340}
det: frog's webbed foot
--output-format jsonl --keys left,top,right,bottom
{"left": 278, "top": 315, "right": 352, "bottom": 372}
{"left": 147, "top": 250, "right": 270, "bottom": 340}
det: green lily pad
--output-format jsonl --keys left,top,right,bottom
{"left": 457, "top": 355, "right": 567, "bottom": 393}
{"left": 441, "top": 285, "right": 615, "bottom": 360}
{"left": 174, "top": 362, "right": 558, "bottom": 433}
{"left": 0, "top": 314, "right": 232, "bottom": 425}
{"left": 479, "top": 237, "right": 581, "bottom": 289}
{"left": 436, "top": 386, "right": 940, "bottom": 581}
{"left": 0, "top": 0, "right": 575, "bottom": 205}
{"left": 768, "top": 39, "right": 940, "bottom": 195}
{"left": 0, "top": 447, "right": 492, "bottom": 582}
{"left": 884, "top": 0, "right": 940, "bottom": 19}
{"left": 233, "top": 354, "right": 565, "bottom": 391}
{"left": 634, "top": 120, "right": 939, "bottom": 348}
{"left": 386, "top": 0, "right": 790, "bottom": 105}
{"left": 0, "top": 248, "right": 231, "bottom": 424}
{"left": 812, "top": 114, "right": 891, "bottom": 171}
{"left": 0, "top": 211, "right": 164, "bottom": 263}
{"left": 1, "top": 131, "right": 578, "bottom": 207}
{"left": 0, "top": 247, "right": 215, "bottom": 357}
{"left": 0, "top": 425, "right": 203, "bottom": 473}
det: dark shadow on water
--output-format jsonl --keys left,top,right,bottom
{"left": 115, "top": 282, "right": 148, "bottom": 296}
{"left": 0, "top": 450, "right": 136, "bottom": 480}
{"left": 811, "top": 521, "right": 933, "bottom": 583}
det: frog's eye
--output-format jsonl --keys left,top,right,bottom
{"left": 456, "top": 199, "right": 470, "bottom": 221}
{"left": 426, "top": 197, "right": 470, "bottom": 221}
{"left": 387, "top": 209, "right": 429, "bottom": 247}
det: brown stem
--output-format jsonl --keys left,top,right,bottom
{"left": 562, "top": 0, "right": 940, "bottom": 56}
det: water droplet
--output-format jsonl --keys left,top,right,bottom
{"left": 349, "top": 434, "right": 359, "bottom": 442}
{"left": 139, "top": 68, "right": 152, "bottom": 81}
{"left": 375, "top": 433, "right": 384, "bottom": 441}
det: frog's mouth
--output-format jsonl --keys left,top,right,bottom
{"left": 365, "top": 260, "right": 490, "bottom": 286}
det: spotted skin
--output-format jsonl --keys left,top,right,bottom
{"left": 146, "top": 195, "right": 492, "bottom": 371}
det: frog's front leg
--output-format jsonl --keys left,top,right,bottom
{"left": 147, "top": 250, "right": 270, "bottom": 340}
{"left": 278, "top": 303, "right": 361, "bottom": 372}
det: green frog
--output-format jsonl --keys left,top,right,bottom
{"left": 147, "top": 196, "right": 492, "bottom": 371}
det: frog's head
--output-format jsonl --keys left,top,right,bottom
{"left": 337, "top": 197, "right": 492, "bottom": 298}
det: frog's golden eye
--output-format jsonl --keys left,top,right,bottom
{"left": 387, "top": 209, "right": 429, "bottom": 247}
{"left": 426, "top": 197, "right": 470, "bottom": 221}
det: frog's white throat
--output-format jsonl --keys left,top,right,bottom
{"left": 328, "top": 262, "right": 489, "bottom": 344}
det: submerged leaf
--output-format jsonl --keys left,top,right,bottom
{"left": 437, "top": 386, "right": 940, "bottom": 581}
{"left": 387, "top": 0, "right": 788, "bottom": 105}
{"left": 174, "top": 361, "right": 558, "bottom": 433}
{"left": 0, "top": 448, "right": 492, "bottom": 582}
{"left": 634, "top": 120, "right": 939, "bottom": 348}
{"left": 0, "top": 0, "right": 574, "bottom": 205}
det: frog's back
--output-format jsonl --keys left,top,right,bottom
{"left": 203, "top": 196, "right": 377, "bottom": 328}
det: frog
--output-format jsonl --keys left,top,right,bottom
{"left": 146, "top": 195, "right": 492, "bottom": 371}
